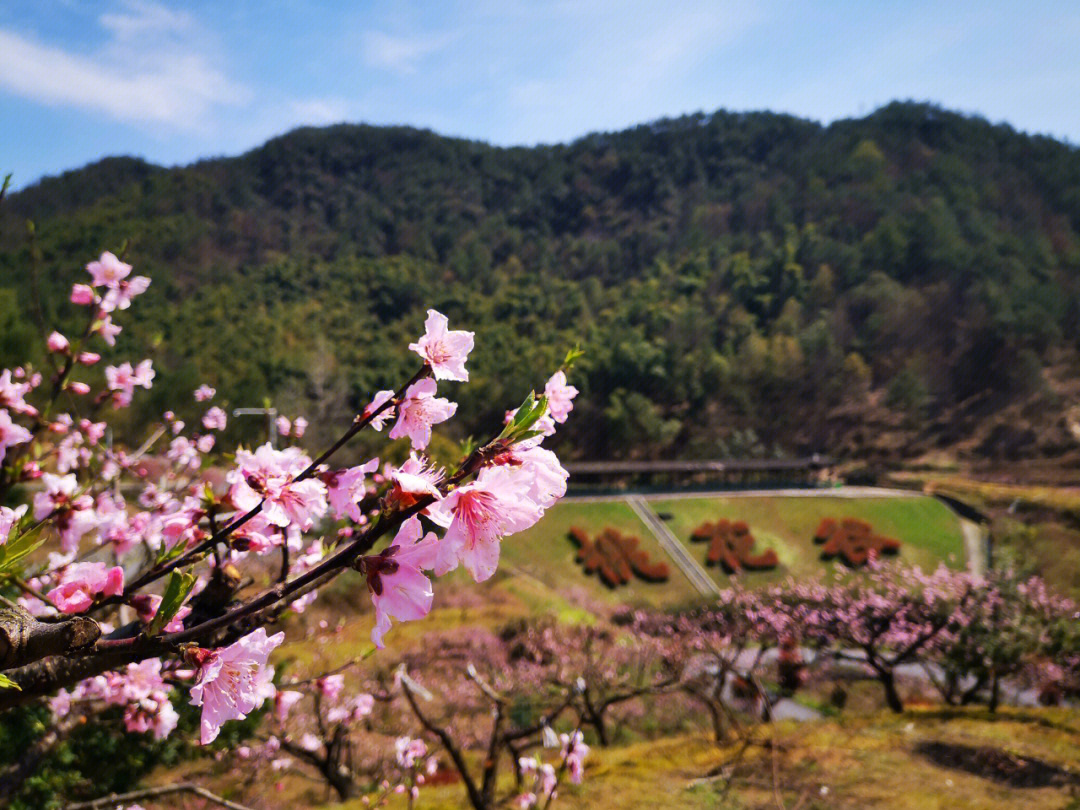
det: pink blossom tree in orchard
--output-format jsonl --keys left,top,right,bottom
{"left": 227, "top": 626, "right": 589, "bottom": 809}
{"left": 392, "top": 627, "right": 588, "bottom": 810}
{"left": 236, "top": 666, "right": 421, "bottom": 803}
{"left": 635, "top": 587, "right": 805, "bottom": 741}
{"left": 0, "top": 252, "right": 576, "bottom": 804}
{"left": 499, "top": 617, "right": 679, "bottom": 748}
{"left": 922, "top": 568, "right": 1079, "bottom": 710}
{"left": 779, "top": 561, "right": 974, "bottom": 713}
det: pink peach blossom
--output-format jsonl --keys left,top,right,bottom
{"left": 315, "top": 673, "right": 345, "bottom": 701}
{"left": 409, "top": 309, "right": 475, "bottom": 382}
{"left": 0, "top": 370, "right": 37, "bottom": 416}
{"left": 202, "top": 406, "right": 227, "bottom": 431}
{"left": 324, "top": 458, "right": 379, "bottom": 522}
{"left": 435, "top": 466, "right": 543, "bottom": 581}
{"left": 93, "top": 315, "right": 122, "bottom": 346}
{"left": 47, "top": 561, "right": 125, "bottom": 613}
{"left": 388, "top": 378, "right": 456, "bottom": 451}
{"left": 189, "top": 627, "right": 284, "bottom": 744}
{"left": 365, "top": 518, "right": 439, "bottom": 647}
{"left": 86, "top": 252, "right": 131, "bottom": 287}
{"left": 543, "top": 371, "right": 578, "bottom": 424}
{"left": 100, "top": 274, "right": 150, "bottom": 312}
{"left": 0, "top": 504, "right": 27, "bottom": 545}
{"left": 228, "top": 444, "right": 328, "bottom": 531}
{"left": 70, "top": 283, "right": 96, "bottom": 305}
{"left": 274, "top": 689, "right": 304, "bottom": 722}
{"left": 46, "top": 331, "right": 70, "bottom": 353}
{"left": 105, "top": 360, "right": 154, "bottom": 407}
{"left": 0, "top": 409, "right": 32, "bottom": 462}
{"left": 275, "top": 416, "right": 291, "bottom": 437}
{"left": 364, "top": 389, "right": 395, "bottom": 430}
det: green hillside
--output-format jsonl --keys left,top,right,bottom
{"left": 3, "top": 102, "right": 1080, "bottom": 465}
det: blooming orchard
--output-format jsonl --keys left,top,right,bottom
{"left": 0, "top": 251, "right": 575, "bottom": 805}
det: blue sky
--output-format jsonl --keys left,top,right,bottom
{"left": 2, "top": 1, "right": 1078, "bottom": 189}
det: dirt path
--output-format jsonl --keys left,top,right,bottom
{"left": 961, "top": 518, "right": 989, "bottom": 576}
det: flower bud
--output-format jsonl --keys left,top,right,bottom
{"left": 46, "top": 331, "right": 70, "bottom": 353}
{"left": 70, "top": 284, "right": 96, "bottom": 305}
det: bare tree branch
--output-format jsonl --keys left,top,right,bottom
{"left": 61, "top": 782, "right": 254, "bottom": 810}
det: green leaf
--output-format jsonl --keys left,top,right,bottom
{"left": 514, "top": 394, "right": 549, "bottom": 433}
{"left": 0, "top": 673, "right": 21, "bottom": 691}
{"left": 0, "top": 524, "right": 46, "bottom": 574}
{"left": 562, "top": 345, "right": 585, "bottom": 370}
{"left": 147, "top": 570, "right": 196, "bottom": 636}
{"left": 155, "top": 538, "right": 190, "bottom": 566}
{"left": 510, "top": 429, "right": 542, "bottom": 443}
{"left": 459, "top": 435, "right": 478, "bottom": 458}
{"left": 498, "top": 391, "right": 537, "bottom": 439}
{"left": 511, "top": 391, "right": 537, "bottom": 424}
{"left": 497, "top": 391, "right": 551, "bottom": 444}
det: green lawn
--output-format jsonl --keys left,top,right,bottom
{"left": 649, "top": 494, "right": 966, "bottom": 586}
{"left": 498, "top": 500, "right": 699, "bottom": 609}
{"left": 497, "top": 494, "right": 965, "bottom": 605}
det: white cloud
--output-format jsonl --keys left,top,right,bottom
{"left": 99, "top": 0, "right": 194, "bottom": 39}
{"left": 289, "top": 97, "right": 352, "bottom": 126}
{"left": 361, "top": 30, "right": 454, "bottom": 75}
{"left": 0, "top": 1, "right": 248, "bottom": 129}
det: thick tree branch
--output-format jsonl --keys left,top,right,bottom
{"left": 0, "top": 606, "right": 100, "bottom": 671}
{"left": 0, "top": 430, "right": 502, "bottom": 707}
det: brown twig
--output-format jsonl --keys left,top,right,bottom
{"left": 399, "top": 671, "right": 488, "bottom": 810}
{"left": 61, "top": 782, "right": 254, "bottom": 810}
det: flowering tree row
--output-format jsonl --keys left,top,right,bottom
{"left": 160, "top": 557, "right": 1080, "bottom": 808}
{"left": 638, "top": 559, "right": 1080, "bottom": 715}
{"left": 0, "top": 250, "right": 579, "bottom": 807}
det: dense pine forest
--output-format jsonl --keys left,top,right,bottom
{"left": 3, "top": 101, "right": 1080, "bottom": 468}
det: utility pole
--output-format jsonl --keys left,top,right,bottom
{"left": 232, "top": 407, "right": 278, "bottom": 448}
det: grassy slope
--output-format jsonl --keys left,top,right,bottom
{"left": 300, "top": 707, "right": 1080, "bottom": 810}
{"left": 888, "top": 473, "right": 1080, "bottom": 599}
{"left": 177, "top": 702, "right": 1080, "bottom": 810}
{"left": 496, "top": 500, "right": 699, "bottom": 609}
{"left": 649, "top": 495, "right": 965, "bottom": 586}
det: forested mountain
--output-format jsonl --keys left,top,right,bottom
{"left": 3, "top": 102, "right": 1080, "bottom": 468}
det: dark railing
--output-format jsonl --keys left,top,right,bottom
{"left": 564, "top": 455, "right": 834, "bottom": 494}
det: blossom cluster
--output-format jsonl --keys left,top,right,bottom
{"left": 50, "top": 658, "right": 179, "bottom": 740}
{"left": 0, "top": 251, "right": 576, "bottom": 769}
